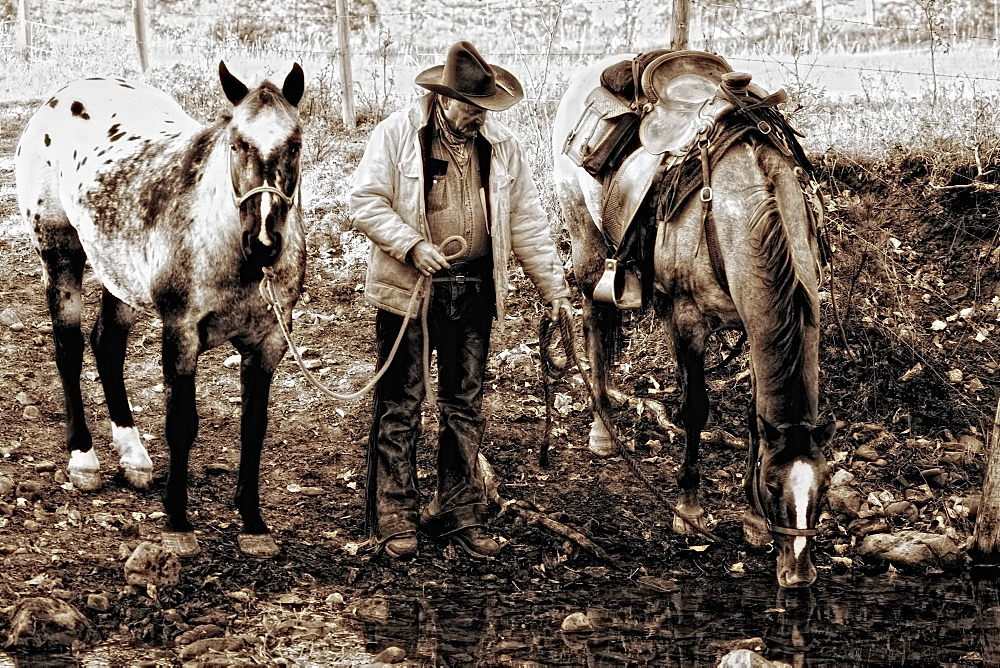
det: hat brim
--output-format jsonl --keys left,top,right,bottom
{"left": 415, "top": 64, "right": 524, "bottom": 111}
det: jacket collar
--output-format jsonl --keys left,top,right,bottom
{"left": 408, "top": 93, "right": 509, "bottom": 145}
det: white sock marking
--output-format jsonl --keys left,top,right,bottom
{"left": 111, "top": 422, "right": 152, "bottom": 470}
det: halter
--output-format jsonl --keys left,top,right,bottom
{"left": 748, "top": 454, "right": 819, "bottom": 538}
{"left": 229, "top": 147, "right": 299, "bottom": 209}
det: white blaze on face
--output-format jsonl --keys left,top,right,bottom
{"left": 258, "top": 181, "right": 274, "bottom": 245}
{"left": 788, "top": 460, "right": 815, "bottom": 559}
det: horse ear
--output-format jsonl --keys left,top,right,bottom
{"left": 758, "top": 415, "right": 781, "bottom": 442}
{"left": 219, "top": 61, "right": 249, "bottom": 106}
{"left": 812, "top": 420, "right": 837, "bottom": 447}
{"left": 282, "top": 63, "right": 305, "bottom": 107}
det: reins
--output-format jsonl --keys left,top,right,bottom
{"left": 259, "top": 235, "right": 469, "bottom": 403}
{"left": 538, "top": 308, "right": 720, "bottom": 542}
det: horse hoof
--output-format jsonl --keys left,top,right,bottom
{"left": 743, "top": 512, "right": 771, "bottom": 547}
{"left": 238, "top": 533, "right": 280, "bottom": 558}
{"left": 672, "top": 508, "right": 707, "bottom": 536}
{"left": 161, "top": 531, "right": 201, "bottom": 557}
{"left": 121, "top": 466, "right": 153, "bottom": 490}
{"left": 588, "top": 435, "right": 615, "bottom": 457}
{"left": 69, "top": 469, "right": 102, "bottom": 492}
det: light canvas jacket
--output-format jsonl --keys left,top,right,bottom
{"left": 350, "top": 94, "right": 570, "bottom": 326}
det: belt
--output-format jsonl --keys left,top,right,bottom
{"left": 431, "top": 275, "right": 483, "bottom": 283}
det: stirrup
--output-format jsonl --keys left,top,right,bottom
{"left": 594, "top": 259, "right": 642, "bottom": 310}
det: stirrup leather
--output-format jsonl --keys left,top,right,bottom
{"left": 594, "top": 259, "right": 642, "bottom": 310}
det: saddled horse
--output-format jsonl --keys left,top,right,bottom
{"left": 552, "top": 51, "right": 835, "bottom": 588}
{"left": 15, "top": 62, "right": 306, "bottom": 558}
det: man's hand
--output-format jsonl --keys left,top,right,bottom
{"left": 548, "top": 297, "right": 573, "bottom": 323}
{"left": 409, "top": 240, "right": 451, "bottom": 277}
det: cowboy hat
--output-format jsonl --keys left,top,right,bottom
{"left": 415, "top": 41, "right": 523, "bottom": 111}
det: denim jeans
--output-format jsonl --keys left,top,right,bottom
{"left": 365, "top": 276, "right": 495, "bottom": 544}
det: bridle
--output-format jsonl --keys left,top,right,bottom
{"left": 229, "top": 145, "right": 299, "bottom": 209}
{"left": 747, "top": 452, "right": 819, "bottom": 538}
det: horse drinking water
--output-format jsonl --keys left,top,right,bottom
{"left": 15, "top": 62, "right": 306, "bottom": 557}
{"left": 552, "top": 51, "right": 834, "bottom": 587}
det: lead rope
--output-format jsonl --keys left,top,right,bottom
{"left": 539, "top": 308, "right": 720, "bottom": 542}
{"left": 259, "top": 235, "right": 468, "bottom": 403}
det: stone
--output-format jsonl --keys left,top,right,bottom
{"left": 905, "top": 486, "right": 934, "bottom": 505}
{"left": 22, "top": 405, "right": 41, "bottom": 420}
{"left": 959, "top": 435, "right": 985, "bottom": 454}
{"left": 352, "top": 597, "right": 390, "bottom": 625}
{"left": 85, "top": 594, "right": 110, "bottom": 612}
{"left": 830, "top": 469, "right": 855, "bottom": 487}
{"left": 124, "top": 541, "right": 181, "bottom": 588}
{"left": 827, "top": 486, "right": 863, "bottom": 518}
{"left": 0, "top": 308, "right": 22, "bottom": 327}
{"left": 560, "top": 611, "right": 594, "bottom": 633}
{"left": 718, "top": 649, "right": 791, "bottom": 668}
{"left": 855, "top": 444, "right": 880, "bottom": 461}
{"left": 6, "top": 597, "right": 97, "bottom": 649}
{"left": 373, "top": 646, "right": 406, "bottom": 664}
{"left": 857, "top": 531, "right": 961, "bottom": 569}
{"left": 175, "top": 623, "right": 224, "bottom": 645}
{"left": 15, "top": 480, "right": 42, "bottom": 501}
{"left": 848, "top": 517, "right": 888, "bottom": 536}
{"left": 885, "top": 501, "right": 919, "bottom": 522}
{"left": 0, "top": 475, "right": 14, "bottom": 499}
{"left": 178, "top": 637, "right": 247, "bottom": 660}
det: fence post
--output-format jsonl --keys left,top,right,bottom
{"left": 973, "top": 395, "right": 1000, "bottom": 563}
{"left": 335, "top": 0, "right": 356, "bottom": 130}
{"left": 132, "top": 0, "right": 149, "bottom": 72}
{"left": 17, "top": 0, "right": 31, "bottom": 60}
{"left": 670, "top": 0, "right": 690, "bottom": 50}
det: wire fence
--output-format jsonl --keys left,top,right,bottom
{"left": 7, "top": 0, "right": 1000, "bottom": 94}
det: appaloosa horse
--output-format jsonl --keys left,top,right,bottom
{"left": 15, "top": 62, "right": 306, "bottom": 557}
{"left": 552, "top": 52, "right": 834, "bottom": 587}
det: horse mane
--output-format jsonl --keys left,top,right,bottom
{"left": 747, "top": 145, "right": 818, "bottom": 413}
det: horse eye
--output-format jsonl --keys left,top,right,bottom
{"left": 766, "top": 482, "right": 781, "bottom": 498}
{"left": 230, "top": 144, "right": 237, "bottom": 152}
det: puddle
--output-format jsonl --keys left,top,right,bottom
{"left": 357, "top": 573, "right": 999, "bottom": 665}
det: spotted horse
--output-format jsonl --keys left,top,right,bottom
{"left": 15, "top": 62, "right": 306, "bottom": 557}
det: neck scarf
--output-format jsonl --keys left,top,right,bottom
{"left": 434, "top": 97, "right": 472, "bottom": 161}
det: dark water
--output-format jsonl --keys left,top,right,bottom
{"left": 360, "top": 572, "right": 1000, "bottom": 666}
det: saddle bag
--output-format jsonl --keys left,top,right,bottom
{"left": 563, "top": 87, "right": 639, "bottom": 177}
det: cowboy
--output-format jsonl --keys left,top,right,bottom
{"left": 350, "top": 41, "right": 572, "bottom": 560}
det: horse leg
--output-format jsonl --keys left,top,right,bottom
{"left": 742, "top": 395, "right": 771, "bottom": 547}
{"left": 36, "top": 230, "right": 101, "bottom": 490}
{"left": 90, "top": 288, "right": 153, "bottom": 489}
{"left": 581, "top": 299, "right": 622, "bottom": 456}
{"left": 669, "top": 310, "right": 711, "bottom": 536}
{"left": 159, "top": 325, "right": 201, "bottom": 556}
{"left": 231, "top": 333, "right": 284, "bottom": 557}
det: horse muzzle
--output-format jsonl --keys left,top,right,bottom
{"left": 242, "top": 230, "right": 283, "bottom": 267}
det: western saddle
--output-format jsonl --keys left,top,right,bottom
{"left": 562, "top": 50, "right": 805, "bottom": 309}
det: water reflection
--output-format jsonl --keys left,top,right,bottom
{"left": 360, "top": 573, "right": 1000, "bottom": 666}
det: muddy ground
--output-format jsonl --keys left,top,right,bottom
{"left": 0, "top": 97, "right": 996, "bottom": 665}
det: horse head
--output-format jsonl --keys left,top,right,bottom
{"left": 748, "top": 416, "right": 835, "bottom": 588}
{"left": 219, "top": 61, "right": 304, "bottom": 269}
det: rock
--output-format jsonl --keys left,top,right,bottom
{"left": 560, "top": 611, "right": 594, "bottom": 633}
{"left": 22, "top": 406, "right": 41, "bottom": 420}
{"left": 857, "top": 531, "right": 961, "bottom": 569}
{"left": 954, "top": 496, "right": 981, "bottom": 520}
{"left": 959, "top": 435, "right": 985, "bottom": 454}
{"left": 905, "top": 486, "right": 934, "bottom": 505}
{"left": 6, "top": 597, "right": 97, "bottom": 649}
{"left": 885, "top": 501, "right": 919, "bottom": 522}
{"left": 85, "top": 594, "right": 110, "bottom": 612}
{"left": 15, "top": 480, "right": 42, "bottom": 501}
{"left": 373, "top": 646, "right": 406, "bottom": 664}
{"left": 830, "top": 469, "right": 855, "bottom": 487}
{"left": 0, "top": 308, "right": 22, "bottom": 327}
{"left": 718, "top": 649, "right": 791, "bottom": 668}
{"left": 352, "top": 597, "right": 390, "bottom": 625}
{"left": 175, "top": 623, "right": 224, "bottom": 645}
{"left": 827, "top": 486, "right": 863, "bottom": 518}
{"left": 15, "top": 391, "right": 37, "bottom": 406}
{"left": 0, "top": 475, "right": 14, "bottom": 499}
{"left": 178, "top": 636, "right": 247, "bottom": 660}
{"left": 848, "top": 517, "right": 888, "bottom": 536}
{"left": 34, "top": 460, "right": 57, "bottom": 473}
{"left": 855, "top": 444, "right": 880, "bottom": 462}
{"left": 920, "top": 468, "right": 948, "bottom": 487}
{"left": 124, "top": 542, "right": 181, "bottom": 588}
